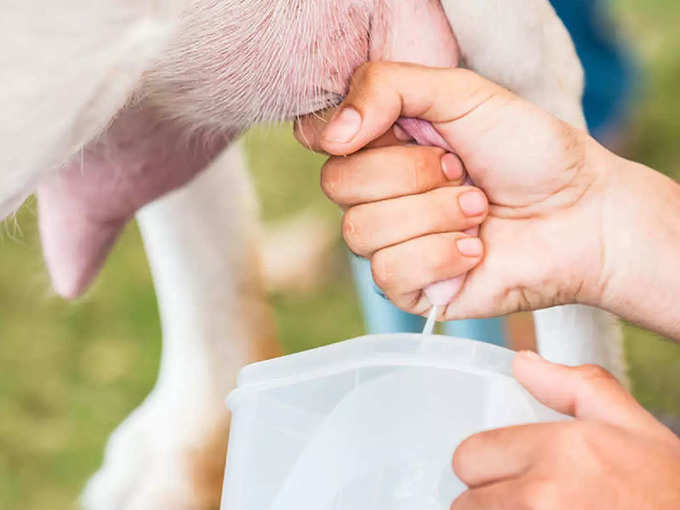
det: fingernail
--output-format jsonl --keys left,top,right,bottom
{"left": 441, "top": 153, "right": 464, "bottom": 181}
{"left": 456, "top": 237, "right": 483, "bottom": 257}
{"left": 458, "top": 191, "right": 486, "bottom": 216}
{"left": 518, "top": 350, "right": 543, "bottom": 361}
{"left": 325, "top": 107, "right": 361, "bottom": 143}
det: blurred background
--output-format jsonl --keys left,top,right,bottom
{"left": 1, "top": 0, "right": 679, "bottom": 508}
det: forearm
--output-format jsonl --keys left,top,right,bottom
{"left": 596, "top": 149, "right": 680, "bottom": 340}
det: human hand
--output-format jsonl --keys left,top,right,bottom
{"left": 295, "top": 61, "right": 618, "bottom": 318}
{"left": 451, "top": 352, "right": 680, "bottom": 509}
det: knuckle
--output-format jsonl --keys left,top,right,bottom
{"left": 426, "top": 239, "right": 459, "bottom": 278}
{"left": 552, "top": 422, "right": 585, "bottom": 451}
{"left": 371, "top": 251, "right": 392, "bottom": 291}
{"left": 410, "top": 147, "right": 434, "bottom": 176}
{"left": 544, "top": 424, "right": 604, "bottom": 483}
{"left": 352, "top": 62, "right": 373, "bottom": 88}
{"left": 427, "top": 257, "right": 447, "bottom": 283}
{"left": 353, "top": 61, "right": 372, "bottom": 78}
{"left": 576, "top": 364, "right": 617, "bottom": 388}
{"left": 358, "top": 60, "right": 384, "bottom": 79}
{"left": 554, "top": 422, "right": 598, "bottom": 460}
{"left": 353, "top": 61, "right": 390, "bottom": 91}
{"left": 320, "top": 159, "right": 345, "bottom": 202}
{"left": 341, "top": 208, "right": 362, "bottom": 253}
{"left": 409, "top": 151, "right": 429, "bottom": 190}
{"left": 438, "top": 187, "right": 469, "bottom": 222}
{"left": 452, "top": 67, "right": 478, "bottom": 82}
{"left": 404, "top": 147, "right": 443, "bottom": 192}
{"left": 577, "top": 364, "right": 614, "bottom": 380}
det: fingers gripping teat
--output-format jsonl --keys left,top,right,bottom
{"left": 373, "top": 1, "right": 466, "bottom": 314}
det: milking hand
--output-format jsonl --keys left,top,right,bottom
{"left": 396, "top": 117, "right": 476, "bottom": 327}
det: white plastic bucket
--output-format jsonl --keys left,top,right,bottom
{"left": 221, "top": 334, "right": 565, "bottom": 509}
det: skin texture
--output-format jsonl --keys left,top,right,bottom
{"left": 298, "top": 62, "right": 680, "bottom": 341}
{"left": 451, "top": 352, "right": 680, "bottom": 510}
{"left": 297, "top": 62, "right": 604, "bottom": 317}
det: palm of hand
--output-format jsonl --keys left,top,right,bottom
{"left": 435, "top": 98, "right": 603, "bottom": 316}
{"left": 439, "top": 96, "right": 590, "bottom": 213}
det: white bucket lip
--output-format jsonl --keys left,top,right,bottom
{"left": 227, "top": 334, "right": 515, "bottom": 409}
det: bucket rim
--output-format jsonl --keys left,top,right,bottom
{"left": 226, "top": 334, "right": 515, "bottom": 409}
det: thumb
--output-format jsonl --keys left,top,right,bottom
{"left": 514, "top": 351, "right": 662, "bottom": 433}
{"left": 320, "top": 62, "right": 507, "bottom": 156}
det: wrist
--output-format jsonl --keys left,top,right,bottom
{"left": 545, "top": 136, "right": 619, "bottom": 309}
{"left": 592, "top": 148, "right": 680, "bottom": 337}
{"left": 571, "top": 138, "right": 621, "bottom": 307}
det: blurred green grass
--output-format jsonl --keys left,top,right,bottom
{"left": 1, "top": 1, "right": 680, "bottom": 508}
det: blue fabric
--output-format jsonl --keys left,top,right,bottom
{"left": 443, "top": 317, "right": 505, "bottom": 346}
{"left": 352, "top": 0, "right": 635, "bottom": 343}
{"left": 550, "top": 0, "right": 635, "bottom": 136}
{"left": 350, "top": 255, "right": 507, "bottom": 345}
{"left": 350, "top": 255, "right": 426, "bottom": 334}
